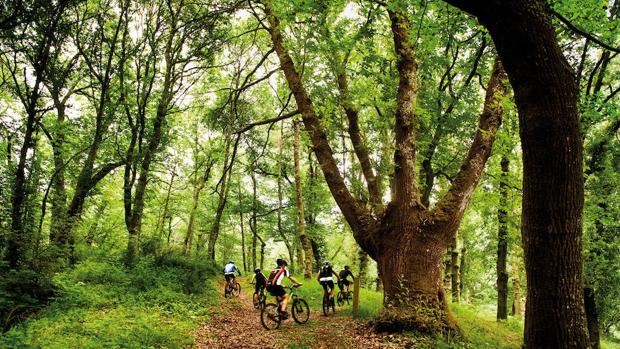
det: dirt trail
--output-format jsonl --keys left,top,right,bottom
{"left": 193, "top": 282, "right": 416, "bottom": 349}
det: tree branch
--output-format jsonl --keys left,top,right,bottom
{"left": 235, "top": 109, "right": 300, "bottom": 134}
{"left": 263, "top": 2, "right": 376, "bottom": 251}
{"left": 431, "top": 59, "right": 507, "bottom": 236}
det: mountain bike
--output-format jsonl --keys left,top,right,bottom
{"left": 224, "top": 278, "right": 241, "bottom": 298}
{"left": 337, "top": 288, "right": 352, "bottom": 306}
{"left": 253, "top": 286, "right": 267, "bottom": 309}
{"left": 322, "top": 286, "right": 336, "bottom": 316}
{"left": 261, "top": 285, "right": 309, "bottom": 330}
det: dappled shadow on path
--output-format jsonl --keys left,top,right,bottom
{"left": 193, "top": 281, "right": 420, "bottom": 349}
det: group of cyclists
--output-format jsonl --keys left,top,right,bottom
{"left": 223, "top": 258, "right": 355, "bottom": 319}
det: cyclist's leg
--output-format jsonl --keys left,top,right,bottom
{"left": 328, "top": 281, "right": 335, "bottom": 299}
{"left": 320, "top": 281, "right": 328, "bottom": 300}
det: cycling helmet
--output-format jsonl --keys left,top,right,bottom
{"left": 344, "top": 265, "right": 350, "bottom": 270}
{"left": 324, "top": 260, "right": 330, "bottom": 266}
{"left": 276, "top": 258, "right": 284, "bottom": 266}
{"left": 228, "top": 259, "right": 234, "bottom": 263}
{"left": 281, "top": 259, "right": 288, "bottom": 266}
{"left": 254, "top": 268, "right": 261, "bottom": 273}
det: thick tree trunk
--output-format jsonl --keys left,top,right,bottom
{"left": 497, "top": 156, "right": 509, "bottom": 320}
{"left": 442, "top": 1, "right": 589, "bottom": 347}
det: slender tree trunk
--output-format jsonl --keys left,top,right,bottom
{"left": 293, "top": 120, "right": 312, "bottom": 278}
{"left": 155, "top": 168, "right": 176, "bottom": 240}
{"left": 497, "top": 156, "right": 510, "bottom": 320}
{"left": 450, "top": 237, "right": 460, "bottom": 303}
{"left": 8, "top": 100, "right": 38, "bottom": 268}
{"left": 277, "top": 122, "right": 294, "bottom": 270}
{"left": 206, "top": 134, "right": 236, "bottom": 260}
{"left": 184, "top": 182, "right": 203, "bottom": 254}
{"left": 49, "top": 103, "right": 68, "bottom": 250}
{"left": 250, "top": 169, "right": 257, "bottom": 270}
{"left": 238, "top": 180, "right": 247, "bottom": 273}
{"left": 584, "top": 287, "right": 600, "bottom": 349}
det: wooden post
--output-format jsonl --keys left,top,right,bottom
{"left": 352, "top": 277, "right": 360, "bottom": 314}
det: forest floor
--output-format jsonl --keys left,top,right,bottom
{"left": 193, "top": 281, "right": 425, "bottom": 349}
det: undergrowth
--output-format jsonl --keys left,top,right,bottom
{"left": 0, "top": 250, "right": 219, "bottom": 349}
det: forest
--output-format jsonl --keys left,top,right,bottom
{"left": 0, "top": 0, "right": 619, "bottom": 348}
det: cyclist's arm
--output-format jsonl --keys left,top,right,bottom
{"left": 288, "top": 276, "right": 302, "bottom": 286}
{"left": 250, "top": 274, "right": 256, "bottom": 284}
{"left": 332, "top": 269, "right": 340, "bottom": 281}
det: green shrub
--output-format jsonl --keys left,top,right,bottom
{"left": 0, "top": 264, "right": 55, "bottom": 331}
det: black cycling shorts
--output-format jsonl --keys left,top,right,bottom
{"left": 225, "top": 274, "right": 235, "bottom": 283}
{"left": 320, "top": 280, "right": 335, "bottom": 292}
{"left": 266, "top": 284, "right": 286, "bottom": 297}
{"left": 341, "top": 279, "right": 351, "bottom": 286}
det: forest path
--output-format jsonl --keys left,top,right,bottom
{"left": 193, "top": 281, "right": 415, "bottom": 349}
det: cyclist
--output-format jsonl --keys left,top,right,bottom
{"left": 223, "top": 259, "right": 241, "bottom": 288}
{"left": 251, "top": 268, "right": 267, "bottom": 297}
{"left": 338, "top": 265, "right": 355, "bottom": 295}
{"left": 266, "top": 258, "right": 302, "bottom": 319}
{"left": 317, "top": 260, "right": 340, "bottom": 304}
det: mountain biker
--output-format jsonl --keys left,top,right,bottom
{"left": 338, "top": 265, "right": 355, "bottom": 294}
{"left": 317, "top": 260, "right": 339, "bottom": 304}
{"left": 266, "top": 258, "right": 302, "bottom": 319}
{"left": 251, "top": 268, "right": 267, "bottom": 296}
{"left": 223, "top": 259, "right": 241, "bottom": 286}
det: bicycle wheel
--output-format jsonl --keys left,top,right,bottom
{"left": 292, "top": 298, "right": 310, "bottom": 324}
{"left": 232, "top": 282, "right": 241, "bottom": 297}
{"left": 346, "top": 291, "right": 351, "bottom": 305}
{"left": 253, "top": 292, "right": 260, "bottom": 309}
{"left": 224, "top": 284, "right": 230, "bottom": 298}
{"left": 336, "top": 291, "right": 344, "bottom": 306}
{"left": 261, "top": 303, "right": 281, "bottom": 330}
{"left": 322, "top": 294, "right": 329, "bottom": 316}
{"left": 260, "top": 293, "right": 267, "bottom": 309}
{"left": 330, "top": 296, "right": 336, "bottom": 313}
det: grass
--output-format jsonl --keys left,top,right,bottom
{"left": 1, "top": 255, "right": 219, "bottom": 349}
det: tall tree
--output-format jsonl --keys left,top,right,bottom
{"left": 444, "top": 0, "right": 590, "bottom": 347}
{"left": 496, "top": 156, "right": 509, "bottom": 320}
{"left": 263, "top": 2, "right": 507, "bottom": 332}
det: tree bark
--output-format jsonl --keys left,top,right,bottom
{"left": 277, "top": 122, "right": 294, "bottom": 271}
{"left": 238, "top": 178, "right": 247, "bottom": 273}
{"left": 443, "top": 0, "right": 590, "bottom": 347}
{"left": 206, "top": 134, "right": 237, "bottom": 260}
{"left": 293, "top": 120, "right": 313, "bottom": 278}
{"left": 450, "top": 237, "right": 460, "bottom": 303}
{"left": 497, "top": 156, "right": 509, "bottom": 320}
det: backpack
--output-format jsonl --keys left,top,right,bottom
{"left": 267, "top": 267, "right": 281, "bottom": 285}
{"left": 319, "top": 265, "right": 332, "bottom": 278}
